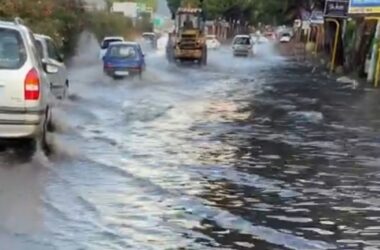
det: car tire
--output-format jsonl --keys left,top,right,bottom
{"left": 14, "top": 138, "right": 37, "bottom": 161}
{"left": 46, "top": 108, "right": 54, "bottom": 133}
{"left": 62, "top": 80, "right": 69, "bottom": 99}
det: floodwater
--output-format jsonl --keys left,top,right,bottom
{"left": 1, "top": 33, "right": 380, "bottom": 250}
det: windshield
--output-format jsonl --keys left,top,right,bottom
{"left": 177, "top": 13, "right": 201, "bottom": 31}
{"left": 35, "top": 39, "right": 44, "bottom": 59}
{"left": 143, "top": 34, "right": 155, "bottom": 40}
{"left": 234, "top": 37, "right": 251, "bottom": 45}
{"left": 0, "top": 28, "right": 26, "bottom": 69}
{"left": 107, "top": 45, "right": 138, "bottom": 59}
{"left": 207, "top": 36, "right": 216, "bottom": 40}
{"left": 101, "top": 39, "right": 123, "bottom": 49}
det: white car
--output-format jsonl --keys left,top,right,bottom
{"left": 99, "top": 36, "right": 124, "bottom": 59}
{"left": 35, "top": 34, "right": 68, "bottom": 99}
{"left": 232, "top": 35, "right": 254, "bottom": 57}
{"left": 280, "top": 33, "right": 291, "bottom": 43}
{"left": 0, "top": 19, "right": 57, "bottom": 157}
{"left": 206, "top": 35, "right": 221, "bottom": 49}
{"left": 142, "top": 32, "right": 157, "bottom": 49}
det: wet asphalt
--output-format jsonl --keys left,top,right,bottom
{"left": 0, "top": 33, "right": 380, "bottom": 250}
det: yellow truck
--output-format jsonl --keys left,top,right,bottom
{"left": 166, "top": 7, "right": 207, "bottom": 65}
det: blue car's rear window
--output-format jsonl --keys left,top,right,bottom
{"left": 107, "top": 45, "right": 138, "bottom": 59}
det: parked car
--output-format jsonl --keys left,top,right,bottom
{"left": 280, "top": 33, "right": 292, "bottom": 43}
{"left": 34, "top": 34, "right": 68, "bottom": 99}
{"left": 99, "top": 36, "right": 124, "bottom": 60}
{"left": 232, "top": 35, "right": 254, "bottom": 57}
{"left": 142, "top": 32, "right": 157, "bottom": 49}
{"left": 103, "top": 42, "right": 146, "bottom": 79}
{"left": 206, "top": 35, "right": 221, "bottom": 49}
{"left": 0, "top": 18, "right": 57, "bottom": 157}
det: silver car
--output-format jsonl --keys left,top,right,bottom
{"left": 232, "top": 35, "right": 254, "bottom": 57}
{"left": 0, "top": 18, "right": 57, "bottom": 157}
{"left": 35, "top": 34, "right": 69, "bottom": 99}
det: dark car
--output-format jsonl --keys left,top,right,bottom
{"left": 103, "top": 42, "right": 146, "bottom": 79}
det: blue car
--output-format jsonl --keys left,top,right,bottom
{"left": 103, "top": 42, "right": 145, "bottom": 79}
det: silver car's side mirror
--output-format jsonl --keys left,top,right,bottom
{"left": 42, "top": 59, "right": 59, "bottom": 74}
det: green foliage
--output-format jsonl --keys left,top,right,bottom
{"left": 0, "top": 0, "right": 85, "bottom": 55}
{"left": 167, "top": 0, "right": 326, "bottom": 24}
{"left": 108, "top": 0, "right": 157, "bottom": 11}
{"left": 87, "top": 11, "right": 134, "bottom": 42}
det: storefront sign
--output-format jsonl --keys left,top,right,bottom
{"left": 349, "top": 0, "right": 380, "bottom": 14}
{"left": 310, "top": 10, "right": 324, "bottom": 24}
{"left": 324, "top": 0, "right": 349, "bottom": 18}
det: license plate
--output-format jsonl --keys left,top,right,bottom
{"left": 114, "top": 71, "right": 129, "bottom": 76}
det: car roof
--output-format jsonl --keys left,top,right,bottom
{"left": 102, "top": 36, "right": 124, "bottom": 41}
{"left": 0, "top": 20, "right": 19, "bottom": 29}
{"left": 0, "top": 20, "right": 29, "bottom": 33}
{"left": 34, "top": 34, "right": 51, "bottom": 40}
{"left": 234, "top": 35, "right": 250, "bottom": 38}
{"left": 109, "top": 41, "right": 140, "bottom": 47}
{"left": 143, "top": 32, "right": 155, "bottom": 36}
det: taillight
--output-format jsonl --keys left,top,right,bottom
{"left": 24, "top": 68, "right": 40, "bottom": 100}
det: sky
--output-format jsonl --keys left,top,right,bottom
{"left": 156, "top": 0, "right": 170, "bottom": 16}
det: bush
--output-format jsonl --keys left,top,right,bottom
{"left": 87, "top": 11, "right": 135, "bottom": 42}
{"left": 0, "top": 0, "right": 138, "bottom": 55}
{"left": 0, "top": 0, "right": 85, "bottom": 56}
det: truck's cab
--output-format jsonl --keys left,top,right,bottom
{"left": 167, "top": 7, "right": 207, "bottom": 65}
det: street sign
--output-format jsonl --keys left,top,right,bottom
{"left": 324, "top": 0, "right": 349, "bottom": 18}
{"left": 349, "top": 0, "right": 380, "bottom": 14}
{"left": 137, "top": 2, "right": 146, "bottom": 12}
{"left": 310, "top": 10, "right": 324, "bottom": 24}
{"left": 153, "top": 18, "right": 162, "bottom": 27}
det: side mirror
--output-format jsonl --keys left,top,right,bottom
{"left": 59, "top": 53, "right": 64, "bottom": 62}
{"left": 42, "top": 60, "right": 59, "bottom": 74}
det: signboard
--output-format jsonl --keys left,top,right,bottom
{"left": 153, "top": 17, "right": 163, "bottom": 27}
{"left": 137, "top": 3, "right": 146, "bottom": 12}
{"left": 310, "top": 10, "right": 324, "bottom": 24}
{"left": 349, "top": 0, "right": 380, "bottom": 14}
{"left": 111, "top": 2, "right": 137, "bottom": 18}
{"left": 324, "top": 0, "right": 349, "bottom": 17}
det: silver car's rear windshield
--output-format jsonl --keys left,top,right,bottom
{"left": 108, "top": 45, "right": 138, "bottom": 59}
{"left": 0, "top": 28, "right": 26, "bottom": 69}
{"left": 234, "top": 37, "right": 251, "bottom": 45}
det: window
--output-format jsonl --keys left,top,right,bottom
{"left": 234, "top": 37, "right": 251, "bottom": 45}
{"left": 101, "top": 39, "right": 123, "bottom": 49}
{"left": 0, "top": 28, "right": 26, "bottom": 69}
{"left": 35, "top": 40, "right": 44, "bottom": 59}
{"left": 108, "top": 45, "right": 137, "bottom": 59}
{"left": 28, "top": 31, "right": 44, "bottom": 69}
{"left": 46, "top": 39, "right": 61, "bottom": 61}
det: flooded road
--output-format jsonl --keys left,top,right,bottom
{"left": 1, "top": 33, "right": 380, "bottom": 250}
